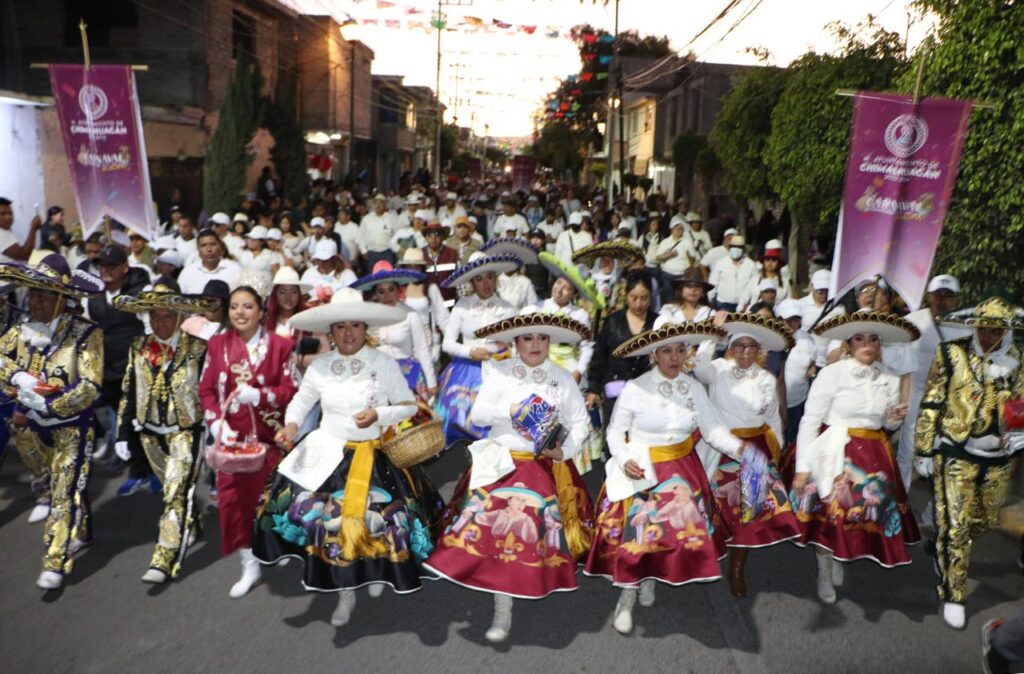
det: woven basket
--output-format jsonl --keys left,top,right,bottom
{"left": 382, "top": 401, "right": 446, "bottom": 469}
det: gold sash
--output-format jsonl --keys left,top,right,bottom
{"left": 339, "top": 439, "right": 389, "bottom": 561}
{"left": 649, "top": 434, "right": 696, "bottom": 462}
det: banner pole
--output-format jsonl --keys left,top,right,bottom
{"left": 911, "top": 48, "right": 929, "bottom": 105}
{"left": 79, "top": 19, "right": 91, "bottom": 69}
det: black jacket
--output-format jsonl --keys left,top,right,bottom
{"left": 586, "top": 309, "right": 657, "bottom": 395}
{"left": 87, "top": 266, "right": 149, "bottom": 388}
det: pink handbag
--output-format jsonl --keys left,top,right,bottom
{"left": 204, "top": 389, "right": 269, "bottom": 474}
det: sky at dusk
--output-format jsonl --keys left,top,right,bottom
{"left": 290, "top": 0, "right": 935, "bottom": 137}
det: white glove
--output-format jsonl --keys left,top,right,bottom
{"left": 914, "top": 457, "right": 934, "bottom": 478}
{"left": 210, "top": 420, "right": 239, "bottom": 446}
{"left": 235, "top": 384, "right": 260, "bottom": 407}
{"left": 17, "top": 388, "right": 48, "bottom": 412}
{"left": 114, "top": 441, "right": 132, "bottom": 461}
{"left": 1005, "top": 431, "right": 1024, "bottom": 453}
{"left": 131, "top": 419, "right": 144, "bottom": 432}
{"left": 12, "top": 371, "right": 39, "bottom": 392}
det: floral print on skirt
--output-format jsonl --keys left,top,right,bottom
{"left": 435, "top": 357, "right": 488, "bottom": 445}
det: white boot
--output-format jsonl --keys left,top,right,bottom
{"left": 942, "top": 602, "right": 966, "bottom": 630}
{"left": 639, "top": 579, "right": 656, "bottom": 608}
{"left": 816, "top": 552, "right": 836, "bottom": 604}
{"left": 27, "top": 503, "right": 50, "bottom": 524}
{"left": 613, "top": 588, "right": 637, "bottom": 635}
{"left": 831, "top": 559, "right": 845, "bottom": 587}
{"left": 36, "top": 570, "right": 63, "bottom": 591}
{"left": 228, "top": 548, "right": 261, "bottom": 598}
{"left": 331, "top": 590, "right": 357, "bottom": 627}
{"left": 485, "top": 594, "right": 513, "bottom": 643}
{"left": 367, "top": 583, "right": 384, "bottom": 598}
{"left": 141, "top": 568, "right": 168, "bottom": 584}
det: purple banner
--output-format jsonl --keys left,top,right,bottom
{"left": 48, "top": 64, "right": 158, "bottom": 240}
{"left": 511, "top": 155, "right": 536, "bottom": 194}
{"left": 831, "top": 92, "right": 972, "bottom": 310}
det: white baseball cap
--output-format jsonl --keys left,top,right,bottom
{"left": 757, "top": 278, "right": 779, "bottom": 293}
{"left": 209, "top": 212, "right": 231, "bottom": 226}
{"left": 232, "top": 212, "right": 249, "bottom": 223}
{"left": 927, "top": 274, "right": 960, "bottom": 294}
{"left": 154, "top": 234, "right": 176, "bottom": 252}
{"left": 414, "top": 209, "right": 433, "bottom": 221}
{"left": 155, "top": 250, "right": 184, "bottom": 268}
{"left": 266, "top": 228, "right": 283, "bottom": 241}
{"left": 568, "top": 212, "right": 584, "bottom": 226}
{"left": 311, "top": 239, "right": 339, "bottom": 261}
{"left": 310, "top": 216, "right": 327, "bottom": 228}
{"left": 406, "top": 193, "right": 423, "bottom": 205}
{"left": 246, "top": 225, "right": 268, "bottom": 240}
{"left": 811, "top": 269, "right": 831, "bottom": 291}
{"left": 776, "top": 299, "right": 803, "bottom": 320}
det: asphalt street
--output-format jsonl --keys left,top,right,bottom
{"left": 1, "top": 445, "right": 1022, "bottom": 674}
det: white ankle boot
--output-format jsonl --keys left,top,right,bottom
{"left": 485, "top": 594, "right": 513, "bottom": 643}
{"left": 27, "top": 503, "right": 50, "bottom": 524}
{"left": 367, "top": 583, "right": 384, "bottom": 598}
{"left": 36, "top": 570, "right": 63, "bottom": 590}
{"left": 831, "top": 559, "right": 844, "bottom": 587}
{"left": 639, "top": 579, "right": 656, "bottom": 607}
{"left": 942, "top": 602, "right": 966, "bottom": 629}
{"left": 142, "top": 568, "right": 168, "bottom": 584}
{"left": 228, "top": 548, "right": 261, "bottom": 598}
{"left": 816, "top": 553, "right": 836, "bottom": 604}
{"left": 331, "top": 590, "right": 357, "bottom": 627}
{"left": 613, "top": 588, "right": 638, "bottom": 635}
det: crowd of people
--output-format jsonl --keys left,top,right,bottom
{"left": 0, "top": 179, "right": 1022, "bottom": 666}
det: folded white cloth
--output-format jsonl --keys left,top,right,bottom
{"left": 468, "top": 438, "right": 516, "bottom": 490}
{"left": 276, "top": 428, "right": 347, "bottom": 492}
{"left": 806, "top": 424, "right": 849, "bottom": 499}
{"left": 605, "top": 441, "right": 657, "bottom": 502}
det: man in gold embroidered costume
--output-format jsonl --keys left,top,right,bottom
{"left": 0, "top": 254, "right": 104, "bottom": 591}
{"left": 113, "top": 277, "right": 213, "bottom": 584}
{"left": 915, "top": 293, "right": 1024, "bottom": 630}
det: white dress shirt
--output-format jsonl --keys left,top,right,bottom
{"left": 175, "top": 235, "right": 198, "bottom": 264}
{"left": 693, "top": 340, "right": 782, "bottom": 441}
{"left": 707, "top": 256, "right": 758, "bottom": 305}
{"left": 334, "top": 222, "right": 363, "bottom": 259}
{"left": 442, "top": 294, "right": 516, "bottom": 359}
{"left": 389, "top": 227, "right": 427, "bottom": 255}
{"left": 469, "top": 358, "right": 589, "bottom": 460}
{"left": 299, "top": 267, "right": 357, "bottom": 295}
{"left": 223, "top": 233, "right": 246, "bottom": 260}
{"left": 700, "top": 244, "right": 728, "bottom": 270}
{"left": 374, "top": 309, "right": 437, "bottom": 388}
{"left": 784, "top": 328, "right": 817, "bottom": 407}
{"left": 738, "top": 272, "right": 791, "bottom": 311}
{"left": 359, "top": 211, "right": 398, "bottom": 254}
{"left": 658, "top": 304, "right": 712, "bottom": 324}
{"left": 177, "top": 258, "right": 241, "bottom": 294}
{"left": 284, "top": 345, "right": 415, "bottom": 441}
{"left": 490, "top": 213, "right": 529, "bottom": 239}
{"left": 497, "top": 273, "right": 539, "bottom": 312}
{"left": 608, "top": 368, "right": 742, "bottom": 471}
{"left": 537, "top": 220, "right": 563, "bottom": 252}
{"left": 656, "top": 235, "right": 697, "bottom": 275}
{"left": 236, "top": 248, "right": 281, "bottom": 275}
{"left": 539, "top": 297, "right": 594, "bottom": 374}
{"left": 795, "top": 358, "right": 901, "bottom": 476}
{"left": 553, "top": 229, "right": 592, "bottom": 264}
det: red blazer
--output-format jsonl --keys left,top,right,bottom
{"left": 423, "top": 244, "right": 460, "bottom": 302}
{"left": 199, "top": 329, "right": 297, "bottom": 444}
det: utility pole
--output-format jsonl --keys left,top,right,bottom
{"left": 615, "top": 0, "right": 625, "bottom": 202}
{"left": 433, "top": 0, "right": 473, "bottom": 180}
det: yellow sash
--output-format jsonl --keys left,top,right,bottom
{"left": 339, "top": 439, "right": 389, "bottom": 561}
{"left": 649, "top": 434, "right": 696, "bottom": 463}
{"left": 731, "top": 424, "right": 782, "bottom": 464}
{"left": 508, "top": 451, "right": 591, "bottom": 558}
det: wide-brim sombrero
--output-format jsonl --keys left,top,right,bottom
{"left": 480, "top": 237, "right": 541, "bottom": 264}
{"left": 613, "top": 320, "right": 725, "bottom": 358}
{"left": 0, "top": 255, "right": 103, "bottom": 298}
{"left": 939, "top": 296, "right": 1024, "bottom": 331}
{"left": 113, "top": 287, "right": 216, "bottom": 315}
{"left": 489, "top": 484, "right": 545, "bottom": 509}
{"left": 571, "top": 241, "right": 645, "bottom": 268}
{"left": 723, "top": 312, "right": 796, "bottom": 351}
{"left": 290, "top": 287, "right": 409, "bottom": 332}
{"left": 475, "top": 310, "right": 592, "bottom": 344}
{"left": 441, "top": 253, "right": 522, "bottom": 289}
{"left": 812, "top": 310, "right": 920, "bottom": 343}
{"left": 537, "top": 251, "right": 602, "bottom": 308}
{"left": 350, "top": 268, "right": 427, "bottom": 291}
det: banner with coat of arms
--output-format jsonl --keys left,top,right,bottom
{"left": 48, "top": 64, "right": 159, "bottom": 240}
{"left": 831, "top": 92, "right": 972, "bottom": 310}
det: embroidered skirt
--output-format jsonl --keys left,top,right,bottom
{"left": 790, "top": 428, "right": 920, "bottom": 567}
{"left": 435, "top": 357, "right": 487, "bottom": 444}
{"left": 397, "top": 357, "right": 429, "bottom": 401}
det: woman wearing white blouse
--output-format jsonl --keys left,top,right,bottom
{"left": 585, "top": 320, "right": 753, "bottom": 634}
{"left": 435, "top": 253, "right": 519, "bottom": 445}
{"left": 658, "top": 266, "right": 714, "bottom": 324}
{"left": 350, "top": 263, "right": 437, "bottom": 400}
{"left": 255, "top": 289, "right": 443, "bottom": 628}
{"left": 424, "top": 311, "right": 594, "bottom": 643}
{"left": 791, "top": 312, "right": 920, "bottom": 604}
{"left": 692, "top": 313, "right": 801, "bottom": 598}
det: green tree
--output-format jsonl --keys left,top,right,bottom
{"left": 764, "top": 23, "right": 907, "bottom": 227}
{"left": 440, "top": 123, "right": 458, "bottom": 169}
{"left": 709, "top": 66, "right": 791, "bottom": 202}
{"left": 204, "top": 57, "right": 263, "bottom": 214}
{"left": 534, "top": 124, "right": 584, "bottom": 175}
{"left": 263, "top": 78, "right": 307, "bottom": 206}
{"left": 901, "top": 0, "right": 1024, "bottom": 300}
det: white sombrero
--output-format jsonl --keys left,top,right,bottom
{"left": 613, "top": 317, "right": 725, "bottom": 358}
{"left": 289, "top": 287, "right": 408, "bottom": 332}
{"left": 440, "top": 252, "right": 522, "bottom": 288}
{"left": 722, "top": 312, "right": 795, "bottom": 351}
{"left": 475, "top": 307, "right": 591, "bottom": 344}
{"left": 812, "top": 310, "right": 921, "bottom": 343}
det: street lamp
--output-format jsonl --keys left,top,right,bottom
{"left": 340, "top": 20, "right": 359, "bottom": 181}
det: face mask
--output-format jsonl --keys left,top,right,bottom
{"left": 729, "top": 247, "right": 743, "bottom": 260}
{"left": 570, "top": 224, "right": 581, "bottom": 232}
